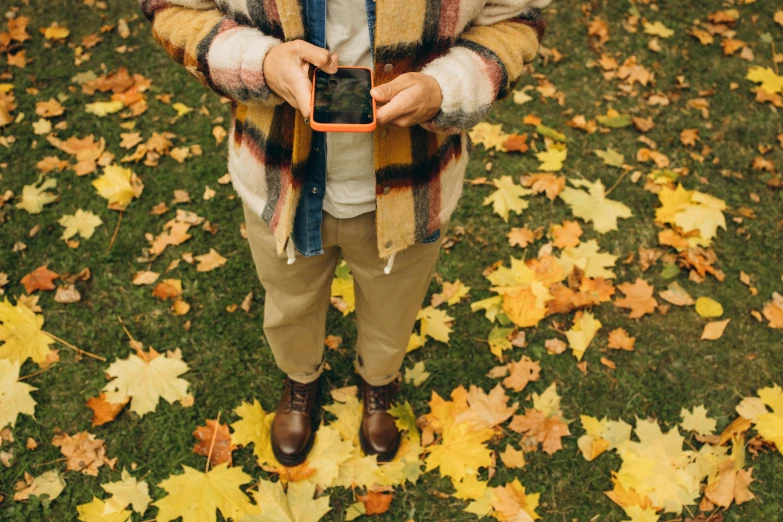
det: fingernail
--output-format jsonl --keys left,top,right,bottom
{"left": 370, "top": 88, "right": 380, "bottom": 97}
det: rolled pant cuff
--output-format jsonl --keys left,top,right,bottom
{"left": 287, "top": 365, "right": 324, "bottom": 385}
{"left": 358, "top": 369, "right": 402, "bottom": 387}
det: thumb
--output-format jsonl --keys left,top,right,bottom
{"left": 370, "top": 75, "right": 416, "bottom": 102}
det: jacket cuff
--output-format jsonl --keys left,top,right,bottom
{"left": 418, "top": 45, "right": 500, "bottom": 135}
{"left": 203, "top": 21, "right": 286, "bottom": 107}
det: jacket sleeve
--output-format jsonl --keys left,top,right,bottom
{"left": 419, "top": 0, "right": 550, "bottom": 135}
{"left": 139, "top": 0, "right": 286, "bottom": 107}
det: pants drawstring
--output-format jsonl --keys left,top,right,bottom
{"left": 383, "top": 252, "right": 396, "bottom": 275}
{"left": 286, "top": 238, "right": 296, "bottom": 265}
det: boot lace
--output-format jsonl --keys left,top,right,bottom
{"left": 365, "top": 379, "right": 400, "bottom": 412}
{"left": 287, "top": 378, "right": 312, "bottom": 412}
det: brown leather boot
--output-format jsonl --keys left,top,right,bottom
{"left": 359, "top": 376, "right": 401, "bottom": 462}
{"left": 271, "top": 375, "right": 321, "bottom": 467}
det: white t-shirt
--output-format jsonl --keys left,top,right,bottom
{"left": 322, "top": 0, "right": 376, "bottom": 219}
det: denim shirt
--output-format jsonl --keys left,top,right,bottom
{"left": 292, "top": 0, "right": 441, "bottom": 257}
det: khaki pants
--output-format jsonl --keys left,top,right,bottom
{"left": 243, "top": 203, "right": 447, "bottom": 386}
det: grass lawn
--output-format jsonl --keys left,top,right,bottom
{"left": 0, "top": 0, "right": 782, "bottom": 521}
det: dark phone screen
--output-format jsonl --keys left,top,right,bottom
{"left": 312, "top": 68, "right": 374, "bottom": 125}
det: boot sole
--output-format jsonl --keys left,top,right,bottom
{"left": 359, "top": 425, "right": 400, "bottom": 463}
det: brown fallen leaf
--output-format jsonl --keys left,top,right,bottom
{"left": 51, "top": 431, "right": 117, "bottom": 476}
{"left": 508, "top": 409, "right": 570, "bottom": 455}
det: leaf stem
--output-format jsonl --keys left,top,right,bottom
{"left": 205, "top": 411, "right": 222, "bottom": 473}
{"left": 42, "top": 331, "right": 106, "bottom": 361}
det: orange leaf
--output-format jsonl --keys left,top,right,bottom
{"left": 551, "top": 220, "right": 582, "bottom": 249}
{"left": 357, "top": 491, "right": 393, "bottom": 515}
{"left": 607, "top": 328, "right": 635, "bottom": 351}
{"left": 21, "top": 265, "right": 59, "bottom": 293}
{"left": 520, "top": 173, "right": 565, "bottom": 200}
{"left": 193, "top": 419, "right": 236, "bottom": 467}
{"left": 508, "top": 409, "right": 570, "bottom": 455}
{"left": 503, "top": 133, "right": 529, "bottom": 153}
{"left": 502, "top": 356, "right": 541, "bottom": 392}
{"left": 614, "top": 278, "right": 657, "bottom": 319}
{"left": 86, "top": 392, "right": 128, "bottom": 427}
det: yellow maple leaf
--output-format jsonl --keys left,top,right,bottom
{"left": 754, "top": 384, "right": 783, "bottom": 455}
{"left": 746, "top": 66, "right": 783, "bottom": 95}
{"left": 102, "top": 352, "right": 190, "bottom": 417}
{"left": 172, "top": 102, "right": 194, "bottom": 117}
{"left": 424, "top": 421, "right": 493, "bottom": 484}
{"left": 468, "top": 122, "right": 509, "bottom": 152}
{"left": 16, "top": 176, "right": 58, "bottom": 214}
{"left": 643, "top": 21, "right": 674, "bottom": 38}
{"left": 92, "top": 164, "right": 142, "bottom": 210}
{"left": 76, "top": 497, "right": 130, "bottom": 522}
{"left": 655, "top": 184, "right": 693, "bottom": 225}
{"left": 42, "top": 25, "right": 70, "bottom": 40}
{"left": 244, "top": 480, "right": 331, "bottom": 522}
{"left": 58, "top": 209, "right": 103, "bottom": 240}
{"left": 0, "top": 298, "right": 55, "bottom": 365}
{"left": 565, "top": 311, "right": 602, "bottom": 361}
{"left": 501, "top": 283, "right": 551, "bottom": 328}
{"left": 416, "top": 306, "right": 454, "bottom": 344}
{"left": 535, "top": 142, "right": 567, "bottom": 171}
{"left": 615, "top": 418, "right": 703, "bottom": 513}
{"left": 85, "top": 100, "right": 124, "bottom": 117}
{"left": 298, "top": 425, "right": 354, "bottom": 489}
{"left": 558, "top": 178, "right": 632, "bottom": 233}
{"left": 153, "top": 464, "right": 253, "bottom": 522}
{"left": 622, "top": 505, "right": 660, "bottom": 522}
{"left": 0, "top": 359, "right": 37, "bottom": 429}
{"left": 100, "top": 468, "right": 152, "bottom": 515}
{"left": 558, "top": 239, "right": 618, "bottom": 279}
{"left": 482, "top": 175, "right": 533, "bottom": 222}
{"left": 672, "top": 191, "right": 726, "bottom": 243}
{"left": 491, "top": 478, "right": 541, "bottom": 522}
{"left": 229, "top": 399, "right": 279, "bottom": 467}
{"left": 679, "top": 405, "right": 717, "bottom": 436}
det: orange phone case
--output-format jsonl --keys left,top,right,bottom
{"left": 309, "top": 65, "right": 377, "bottom": 133}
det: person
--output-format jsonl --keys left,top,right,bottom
{"left": 139, "top": 0, "right": 549, "bottom": 466}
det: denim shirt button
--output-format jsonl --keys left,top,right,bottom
{"left": 383, "top": 63, "right": 393, "bottom": 73}
{"left": 311, "top": 186, "right": 318, "bottom": 194}
{"left": 382, "top": 186, "right": 390, "bottom": 195}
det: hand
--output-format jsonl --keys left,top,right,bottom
{"left": 263, "top": 40, "right": 338, "bottom": 118}
{"left": 370, "top": 72, "right": 443, "bottom": 127}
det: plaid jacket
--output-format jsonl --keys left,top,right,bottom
{"left": 139, "top": 0, "right": 549, "bottom": 269}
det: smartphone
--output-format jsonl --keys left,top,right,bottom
{"left": 309, "top": 66, "right": 377, "bottom": 132}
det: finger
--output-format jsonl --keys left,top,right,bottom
{"left": 376, "top": 89, "right": 415, "bottom": 124}
{"left": 370, "top": 74, "right": 418, "bottom": 103}
{"left": 290, "top": 76, "right": 313, "bottom": 118}
{"left": 296, "top": 41, "right": 336, "bottom": 72}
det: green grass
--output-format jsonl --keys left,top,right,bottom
{"left": 1, "top": 0, "right": 782, "bottom": 521}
